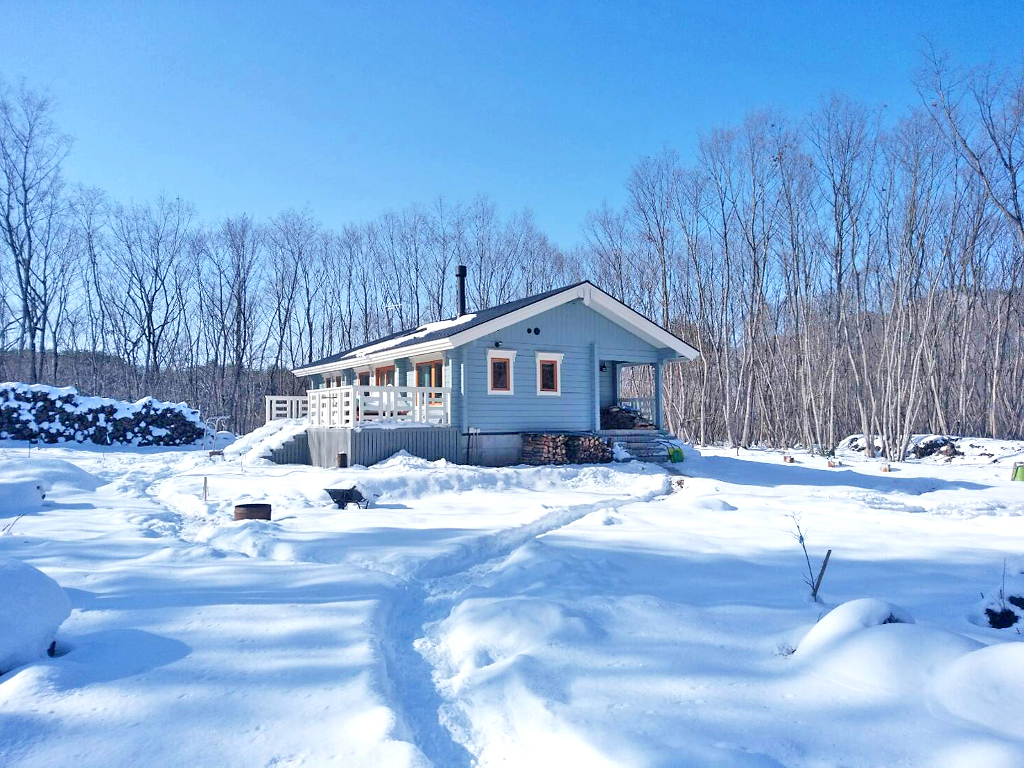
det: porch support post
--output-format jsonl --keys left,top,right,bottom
{"left": 654, "top": 359, "right": 664, "bottom": 431}
{"left": 592, "top": 343, "right": 600, "bottom": 431}
{"left": 459, "top": 345, "right": 469, "bottom": 432}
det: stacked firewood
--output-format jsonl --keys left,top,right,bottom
{"left": 567, "top": 434, "right": 613, "bottom": 464}
{"left": 521, "top": 433, "right": 612, "bottom": 465}
{"left": 600, "top": 405, "right": 655, "bottom": 430}
{"left": 521, "top": 433, "right": 568, "bottom": 464}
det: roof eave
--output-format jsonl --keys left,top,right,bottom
{"left": 292, "top": 337, "right": 456, "bottom": 376}
{"left": 291, "top": 280, "right": 699, "bottom": 377}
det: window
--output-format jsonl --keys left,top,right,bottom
{"left": 487, "top": 349, "right": 517, "bottom": 395}
{"left": 357, "top": 371, "right": 370, "bottom": 386}
{"left": 375, "top": 365, "right": 395, "bottom": 386}
{"left": 415, "top": 360, "right": 443, "bottom": 388}
{"left": 416, "top": 360, "right": 444, "bottom": 404}
{"left": 535, "top": 352, "right": 564, "bottom": 396}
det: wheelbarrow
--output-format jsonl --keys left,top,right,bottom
{"left": 325, "top": 487, "right": 371, "bottom": 509}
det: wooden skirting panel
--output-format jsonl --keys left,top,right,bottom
{"left": 267, "top": 431, "right": 311, "bottom": 465}
{"left": 304, "top": 427, "right": 460, "bottom": 468}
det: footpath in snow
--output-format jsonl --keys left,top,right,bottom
{"left": 1, "top": 438, "right": 1024, "bottom": 766}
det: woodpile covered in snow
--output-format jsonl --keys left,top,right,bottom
{"left": 0, "top": 382, "right": 204, "bottom": 446}
{"left": 521, "top": 433, "right": 612, "bottom": 465}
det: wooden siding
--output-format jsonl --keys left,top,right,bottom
{"left": 599, "top": 362, "right": 616, "bottom": 408}
{"left": 311, "top": 299, "right": 674, "bottom": 435}
{"left": 304, "top": 427, "right": 459, "bottom": 468}
{"left": 464, "top": 299, "right": 666, "bottom": 433}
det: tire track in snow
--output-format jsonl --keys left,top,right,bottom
{"left": 378, "top": 487, "right": 670, "bottom": 767}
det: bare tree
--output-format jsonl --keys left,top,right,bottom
{"left": 0, "top": 79, "right": 73, "bottom": 380}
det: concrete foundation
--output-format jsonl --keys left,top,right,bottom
{"left": 462, "top": 433, "right": 522, "bottom": 467}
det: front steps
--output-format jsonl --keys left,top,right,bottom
{"left": 598, "top": 429, "right": 674, "bottom": 463}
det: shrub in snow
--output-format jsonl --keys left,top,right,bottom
{"left": 977, "top": 561, "right": 1024, "bottom": 629}
{"left": 0, "top": 382, "right": 204, "bottom": 447}
{"left": 0, "top": 558, "right": 71, "bottom": 674}
{"left": 795, "top": 598, "right": 915, "bottom": 658}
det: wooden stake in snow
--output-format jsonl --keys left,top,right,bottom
{"left": 202, "top": 476, "right": 208, "bottom": 501}
{"left": 789, "top": 513, "right": 833, "bottom": 602}
{"left": 812, "top": 549, "right": 832, "bottom": 601}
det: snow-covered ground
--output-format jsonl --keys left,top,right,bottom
{"left": 1, "top": 437, "right": 1023, "bottom": 767}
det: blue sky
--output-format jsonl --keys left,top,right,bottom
{"left": 3, "top": 1, "right": 1022, "bottom": 246}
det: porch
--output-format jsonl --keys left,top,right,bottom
{"left": 265, "top": 384, "right": 453, "bottom": 428}
{"left": 264, "top": 387, "right": 655, "bottom": 431}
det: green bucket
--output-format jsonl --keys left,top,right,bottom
{"left": 667, "top": 446, "right": 684, "bottom": 463}
{"left": 1013, "top": 463, "right": 1024, "bottom": 482}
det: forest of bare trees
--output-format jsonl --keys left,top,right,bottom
{"left": 2, "top": 55, "right": 1022, "bottom": 457}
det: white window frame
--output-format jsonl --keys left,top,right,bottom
{"left": 535, "top": 352, "right": 564, "bottom": 396}
{"left": 487, "top": 348, "right": 517, "bottom": 395}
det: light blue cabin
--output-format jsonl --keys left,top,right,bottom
{"left": 268, "top": 272, "right": 698, "bottom": 466}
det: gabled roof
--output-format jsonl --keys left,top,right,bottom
{"left": 292, "top": 281, "right": 699, "bottom": 375}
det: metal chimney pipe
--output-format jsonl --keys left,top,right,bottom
{"left": 456, "top": 264, "right": 467, "bottom": 316}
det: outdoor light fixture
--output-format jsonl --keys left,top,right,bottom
{"left": 494, "top": 341, "right": 502, "bottom": 348}
{"left": 600, "top": 363, "right": 607, "bottom": 372}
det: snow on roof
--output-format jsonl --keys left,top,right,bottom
{"left": 335, "top": 312, "right": 478, "bottom": 361}
{"left": 294, "top": 282, "right": 589, "bottom": 372}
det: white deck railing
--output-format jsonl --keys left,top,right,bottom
{"left": 617, "top": 397, "right": 655, "bottom": 422}
{"left": 266, "top": 386, "right": 452, "bottom": 428}
{"left": 264, "top": 395, "right": 309, "bottom": 422}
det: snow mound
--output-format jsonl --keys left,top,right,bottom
{"left": 795, "top": 599, "right": 987, "bottom": 696}
{"left": 612, "top": 443, "right": 632, "bottom": 461}
{"left": 691, "top": 497, "right": 737, "bottom": 512}
{"left": 330, "top": 453, "right": 670, "bottom": 502}
{"left": 808, "top": 623, "right": 983, "bottom": 695}
{"left": 0, "top": 558, "right": 71, "bottom": 673}
{"left": 0, "top": 479, "right": 49, "bottom": 518}
{"left": 796, "top": 598, "right": 915, "bottom": 658}
{"left": 931, "top": 641, "right": 1024, "bottom": 741}
{"left": 431, "top": 596, "right": 602, "bottom": 690}
{"left": 1, "top": 457, "right": 104, "bottom": 492}
{"left": 223, "top": 419, "right": 307, "bottom": 465}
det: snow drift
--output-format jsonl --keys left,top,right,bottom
{"left": 223, "top": 418, "right": 307, "bottom": 465}
{"left": 0, "top": 558, "right": 71, "bottom": 673}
